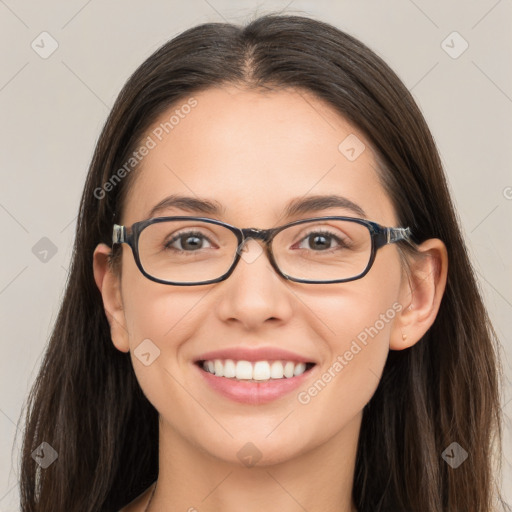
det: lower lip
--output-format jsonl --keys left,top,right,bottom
{"left": 194, "top": 363, "right": 317, "bottom": 405}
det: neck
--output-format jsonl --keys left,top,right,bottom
{"left": 148, "top": 412, "right": 361, "bottom": 512}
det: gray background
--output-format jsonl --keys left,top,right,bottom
{"left": 0, "top": 0, "right": 511, "bottom": 509}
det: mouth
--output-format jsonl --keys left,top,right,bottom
{"left": 193, "top": 357, "right": 318, "bottom": 404}
{"left": 194, "top": 359, "right": 317, "bottom": 382}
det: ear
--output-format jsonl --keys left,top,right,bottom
{"left": 390, "top": 238, "right": 448, "bottom": 350}
{"left": 92, "top": 243, "right": 130, "bottom": 353}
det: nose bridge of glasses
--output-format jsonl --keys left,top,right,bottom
{"left": 238, "top": 227, "right": 273, "bottom": 253}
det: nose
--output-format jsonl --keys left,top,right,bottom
{"left": 215, "top": 237, "right": 293, "bottom": 328}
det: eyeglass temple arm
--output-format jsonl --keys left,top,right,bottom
{"left": 112, "top": 224, "right": 126, "bottom": 244}
{"left": 387, "top": 227, "right": 411, "bottom": 243}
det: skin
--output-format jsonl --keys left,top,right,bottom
{"left": 93, "top": 85, "right": 448, "bottom": 512}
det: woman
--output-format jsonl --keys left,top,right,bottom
{"left": 18, "top": 13, "right": 506, "bottom": 512}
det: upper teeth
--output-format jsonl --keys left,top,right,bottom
{"left": 202, "top": 359, "right": 310, "bottom": 381}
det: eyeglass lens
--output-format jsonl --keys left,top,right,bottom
{"left": 136, "top": 219, "right": 373, "bottom": 284}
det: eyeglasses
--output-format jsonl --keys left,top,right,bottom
{"left": 111, "top": 216, "right": 412, "bottom": 286}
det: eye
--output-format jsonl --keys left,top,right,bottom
{"left": 165, "top": 231, "right": 214, "bottom": 252}
{"left": 296, "top": 230, "right": 350, "bottom": 251}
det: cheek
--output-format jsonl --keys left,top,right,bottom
{"left": 119, "top": 249, "right": 198, "bottom": 340}
{"left": 294, "top": 251, "right": 402, "bottom": 420}
{"left": 303, "top": 245, "right": 401, "bottom": 354}
{"left": 328, "top": 284, "right": 400, "bottom": 363}
{"left": 120, "top": 276, "right": 205, "bottom": 404}
{"left": 119, "top": 269, "right": 211, "bottom": 399}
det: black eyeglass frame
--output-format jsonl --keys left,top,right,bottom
{"left": 111, "top": 216, "right": 412, "bottom": 286}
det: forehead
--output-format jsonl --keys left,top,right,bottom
{"left": 121, "top": 86, "right": 396, "bottom": 227}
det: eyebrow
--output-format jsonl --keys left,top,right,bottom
{"left": 147, "top": 193, "right": 367, "bottom": 220}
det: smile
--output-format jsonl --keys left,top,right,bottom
{"left": 198, "top": 359, "right": 316, "bottom": 381}
{"left": 194, "top": 359, "right": 317, "bottom": 405}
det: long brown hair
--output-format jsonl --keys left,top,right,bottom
{"left": 17, "top": 13, "right": 506, "bottom": 511}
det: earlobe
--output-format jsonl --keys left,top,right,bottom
{"left": 390, "top": 238, "right": 448, "bottom": 350}
{"left": 92, "top": 243, "right": 130, "bottom": 353}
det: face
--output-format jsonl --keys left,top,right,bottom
{"left": 103, "top": 85, "right": 410, "bottom": 466}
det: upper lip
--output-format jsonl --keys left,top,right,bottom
{"left": 194, "top": 346, "right": 317, "bottom": 364}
